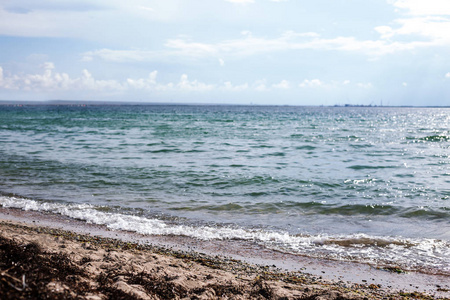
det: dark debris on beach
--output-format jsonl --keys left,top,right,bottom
{"left": 0, "top": 221, "right": 447, "bottom": 300}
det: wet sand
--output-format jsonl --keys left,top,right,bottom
{"left": 0, "top": 208, "right": 449, "bottom": 299}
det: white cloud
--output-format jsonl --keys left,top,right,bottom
{"left": 300, "top": 79, "right": 323, "bottom": 88}
{"left": 357, "top": 82, "right": 373, "bottom": 89}
{"left": 165, "top": 39, "right": 218, "bottom": 57}
{"left": 445, "top": 72, "right": 450, "bottom": 78}
{"left": 375, "top": 26, "right": 395, "bottom": 39}
{"left": 0, "top": 63, "right": 384, "bottom": 98}
{"left": 298, "top": 79, "right": 355, "bottom": 89}
{"left": 0, "top": 67, "right": 18, "bottom": 90}
{"left": 138, "top": 6, "right": 154, "bottom": 12}
{"left": 391, "top": 0, "right": 450, "bottom": 16}
{"left": 0, "top": 63, "right": 215, "bottom": 93}
{"left": 1, "top": 63, "right": 263, "bottom": 94}
{"left": 84, "top": 27, "right": 444, "bottom": 64}
{"left": 219, "top": 58, "right": 225, "bottom": 66}
{"left": 0, "top": 5, "right": 96, "bottom": 37}
{"left": 76, "top": 69, "right": 125, "bottom": 91}
{"left": 272, "top": 80, "right": 290, "bottom": 89}
{"left": 222, "top": 81, "right": 249, "bottom": 91}
{"left": 2, "top": 1, "right": 109, "bottom": 13}
{"left": 42, "top": 62, "right": 55, "bottom": 70}
{"left": 178, "top": 74, "right": 215, "bottom": 92}
{"left": 0, "top": 1, "right": 187, "bottom": 39}
{"left": 81, "top": 49, "right": 161, "bottom": 63}
{"left": 381, "top": 1, "right": 450, "bottom": 48}
{"left": 127, "top": 71, "right": 173, "bottom": 91}
{"left": 253, "top": 79, "right": 268, "bottom": 91}
{"left": 391, "top": 17, "right": 450, "bottom": 43}
{"left": 3, "top": 0, "right": 450, "bottom": 60}
{"left": 224, "top": 0, "right": 254, "bottom": 4}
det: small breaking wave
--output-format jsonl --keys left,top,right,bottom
{"left": 408, "top": 135, "right": 450, "bottom": 142}
{"left": 1, "top": 196, "right": 449, "bottom": 274}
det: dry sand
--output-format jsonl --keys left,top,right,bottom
{"left": 0, "top": 215, "right": 448, "bottom": 299}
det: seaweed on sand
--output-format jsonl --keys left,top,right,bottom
{"left": 0, "top": 236, "right": 87, "bottom": 299}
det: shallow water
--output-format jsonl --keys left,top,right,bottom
{"left": 0, "top": 104, "right": 449, "bottom": 273}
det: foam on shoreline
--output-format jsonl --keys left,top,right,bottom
{"left": 1, "top": 195, "right": 449, "bottom": 277}
{"left": 0, "top": 206, "right": 449, "bottom": 297}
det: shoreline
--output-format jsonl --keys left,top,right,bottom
{"left": 0, "top": 209, "right": 449, "bottom": 299}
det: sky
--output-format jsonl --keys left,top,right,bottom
{"left": 1, "top": 0, "right": 450, "bottom": 106}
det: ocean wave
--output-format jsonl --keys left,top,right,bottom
{"left": 347, "top": 165, "right": 398, "bottom": 170}
{"left": 406, "top": 135, "right": 450, "bottom": 142}
{"left": 169, "top": 200, "right": 449, "bottom": 220}
{"left": 1, "top": 196, "right": 448, "bottom": 274}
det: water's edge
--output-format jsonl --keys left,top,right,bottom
{"left": 0, "top": 206, "right": 449, "bottom": 296}
{"left": 1, "top": 195, "right": 448, "bottom": 277}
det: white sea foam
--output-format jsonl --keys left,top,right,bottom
{"left": 1, "top": 196, "right": 449, "bottom": 273}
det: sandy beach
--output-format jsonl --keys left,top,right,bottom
{"left": 0, "top": 209, "right": 448, "bottom": 299}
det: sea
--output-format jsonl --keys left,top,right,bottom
{"left": 0, "top": 104, "right": 449, "bottom": 275}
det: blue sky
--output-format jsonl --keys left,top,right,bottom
{"left": 1, "top": 0, "right": 450, "bottom": 105}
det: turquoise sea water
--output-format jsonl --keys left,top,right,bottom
{"left": 0, "top": 104, "right": 449, "bottom": 273}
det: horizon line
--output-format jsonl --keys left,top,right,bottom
{"left": 0, "top": 100, "right": 449, "bottom": 108}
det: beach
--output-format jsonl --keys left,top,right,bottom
{"left": 1, "top": 208, "right": 449, "bottom": 300}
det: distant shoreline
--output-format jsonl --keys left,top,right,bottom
{"left": 0, "top": 100, "right": 449, "bottom": 108}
